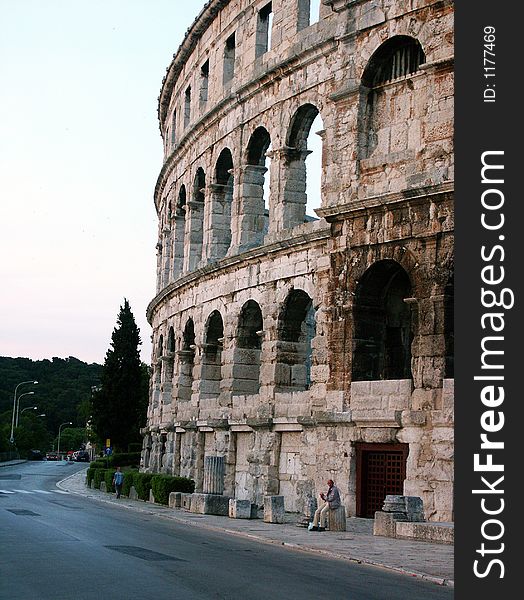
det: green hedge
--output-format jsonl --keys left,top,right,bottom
{"left": 105, "top": 452, "right": 141, "bottom": 468}
{"left": 104, "top": 469, "right": 115, "bottom": 493}
{"left": 86, "top": 467, "right": 95, "bottom": 486}
{"left": 92, "top": 468, "right": 107, "bottom": 489}
{"left": 151, "top": 475, "right": 195, "bottom": 505}
{"left": 133, "top": 472, "right": 154, "bottom": 501}
{"left": 90, "top": 459, "right": 110, "bottom": 469}
{"left": 122, "top": 470, "right": 136, "bottom": 497}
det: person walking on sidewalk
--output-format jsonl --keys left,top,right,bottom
{"left": 309, "top": 479, "right": 341, "bottom": 531}
{"left": 112, "top": 466, "right": 124, "bottom": 499}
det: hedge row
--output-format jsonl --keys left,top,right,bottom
{"left": 90, "top": 451, "right": 142, "bottom": 470}
{"left": 86, "top": 467, "right": 194, "bottom": 504}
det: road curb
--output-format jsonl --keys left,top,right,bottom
{"left": 57, "top": 471, "right": 453, "bottom": 588}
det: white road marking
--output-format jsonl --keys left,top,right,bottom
{"left": 53, "top": 490, "right": 69, "bottom": 494}
{"left": 33, "top": 490, "right": 52, "bottom": 494}
{"left": 11, "top": 489, "right": 33, "bottom": 494}
{"left": 0, "top": 490, "right": 15, "bottom": 494}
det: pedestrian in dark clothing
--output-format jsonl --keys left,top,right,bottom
{"left": 112, "top": 466, "right": 124, "bottom": 499}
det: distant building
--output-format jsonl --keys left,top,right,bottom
{"left": 141, "top": 0, "right": 454, "bottom": 522}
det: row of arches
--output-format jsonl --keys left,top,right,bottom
{"left": 156, "top": 289, "right": 317, "bottom": 399}
{"left": 154, "top": 259, "right": 454, "bottom": 402}
{"left": 159, "top": 105, "right": 324, "bottom": 284}
{"left": 159, "top": 35, "right": 428, "bottom": 289}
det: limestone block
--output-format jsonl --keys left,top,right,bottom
{"left": 228, "top": 498, "right": 252, "bottom": 519}
{"left": 129, "top": 486, "right": 138, "bottom": 500}
{"left": 149, "top": 489, "right": 156, "bottom": 503}
{"left": 263, "top": 495, "right": 285, "bottom": 523}
{"left": 100, "top": 482, "right": 107, "bottom": 493}
{"left": 190, "top": 493, "right": 230, "bottom": 516}
{"left": 180, "top": 492, "right": 192, "bottom": 510}
{"left": 169, "top": 491, "right": 182, "bottom": 508}
{"left": 327, "top": 505, "right": 346, "bottom": 531}
{"left": 373, "top": 511, "right": 397, "bottom": 537}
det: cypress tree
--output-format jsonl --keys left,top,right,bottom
{"left": 91, "top": 299, "right": 149, "bottom": 452}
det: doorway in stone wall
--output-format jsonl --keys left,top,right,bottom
{"left": 355, "top": 443, "right": 409, "bottom": 518}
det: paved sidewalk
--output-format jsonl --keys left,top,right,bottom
{"left": 58, "top": 468, "right": 454, "bottom": 588}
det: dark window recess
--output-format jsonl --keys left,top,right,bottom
{"left": 223, "top": 33, "right": 236, "bottom": 85}
{"left": 256, "top": 3, "right": 273, "bottom": 57}
{"left": 184, "top": 86, "right": 191, "bottom": 128}
{"left": 200, "top": 60, "right": 209, "bottom": 103}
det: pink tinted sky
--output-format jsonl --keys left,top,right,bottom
{"left": 0, "top": 0, "right": 208, "bottom": 365}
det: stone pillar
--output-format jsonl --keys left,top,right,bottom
{"left": 202, "top": 183, "right": 232, "bottom": 263}
{"left": 269, "top": 147, "right": 311, "bottom": 233}
{"left": 171, "top": 213, "right": 186, "bottom": 279}
{"left": 234, "top": 164, "right": 267, "bottom": 252}
{"left": 185, "top": 199, "right": 204, "bottom": 272}
{"left": 203, "top": 455, "right": 225, "bottom": 494}
{"left": 160, "top": 227, "right": 172, "bottom": 287}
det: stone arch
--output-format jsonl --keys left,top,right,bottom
{"left": 352, "top": 260, "right": 413, "bottom": 381}
{"left": 282, "top": 103, "right": 323, "bottom": 228}
{"left": 232, "top": 300, "right": 263, "bottom": 395}
{"left": 206, "top": 149, "right": 234, "bottom": 261}
{"left": 275, "top": 289, "right": 316, "bottom": 391}
{"left": 186, "top": 167, "right": 206, "bottom": 271}
{"left": 238, "top": 127, "right": 272, "bottom": 250}
{"left": 172, "top": 184, "right": 187, "bottom": 279}
{"left": 178, "top": 318, "right": 196, "bottom": 402}
{"left": 358, "top": 36, "right": 425, "bottom": 161}
{"left": 201, "top": 310, "right": 224, "bottom": 399}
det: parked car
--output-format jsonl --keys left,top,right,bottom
{"left": 73, "top": 450, "right": 90, "bottom": 462}
{"left": 28, "top": 449, "right": 44, "bottom": 461}
{"left": 46, "top": 452, "right": 59, "bottom": 461}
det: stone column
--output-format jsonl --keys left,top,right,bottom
{"left": 269, "top": 147, "right": 311, "bottom": 233}
{"left": 202, "top": 183, "right": 232, "bottom": 263}
{"left": 203, "top": 455, "right": 225, "bottom": 494}
{"left": 185, "top": 199, "right": 205, "bottom": 272}
{"left": 233, "top": 164, "right": 267, "bottom": 252}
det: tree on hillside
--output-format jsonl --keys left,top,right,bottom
{"left": 90, "top": 299, "right": 149, "bottom": 452}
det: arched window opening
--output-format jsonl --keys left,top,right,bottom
{"left": 207, "top": 149, "right": 233, "bottom": 261}
{"left": 178, "top": 319, "right": 196, "bottom": 402}
{"left": 241, "top": 127, "right": 272, "bottom": 249}
{"left": 444, "top": 272, "right": 454, "bottom": 378}
{"left": 275, "top": 290, "right": 316, "bottom": 392}
{"left": 284, "top": 104, "right": 322, "bottom": 228}
{"left": 359, "top": 37, "right": 425, "bottom": 161}
{"left": 157, "top": 334, "right": 164, "bottom": 359}
{"left": 352, "top": 260, "right": 413, "bottom": 381}
{"left": 363, "top": 37, "right": 425, "bottom": 88}
{"left": 232, "top": 300, "right": 263, "bottom": 395}
{"left": 167, "top": 327, "right": 176, "bottom": 353}
{"left": 187, "top": 168, "right": 206, "bottom": 271}
{"left": 305, "top": 112, "right": 323, "bottom": 217}
{"left": 172, "top": 185, "right": 187, "bottom": 279}
{"left": 201, "top": 311, "right": 224, "bottom": 399}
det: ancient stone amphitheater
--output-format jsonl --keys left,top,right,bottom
{"left": 141, "top": 0, "right": 454, "bottom": 522}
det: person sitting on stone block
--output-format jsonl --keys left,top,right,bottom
{"left": 308, "top": 479, "right": 341, "bottom": 532}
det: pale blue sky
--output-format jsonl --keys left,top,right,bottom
{"left": 0, "top": 0, "right": 208, "bottom": 364}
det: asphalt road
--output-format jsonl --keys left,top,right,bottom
{"left": 0, "top": 461, "right": 453, "bottom": 600}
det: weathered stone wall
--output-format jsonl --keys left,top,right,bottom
{"left": 142, "top": 0, "right": 454, "bottom": 522}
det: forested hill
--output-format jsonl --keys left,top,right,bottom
{"left": 0, "top": 356, "right": 102, "bottom": 435}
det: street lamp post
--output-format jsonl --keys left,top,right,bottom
{"left": 10, "top": 380, "right": 38, "bottom": 444}
{"left": 20, "top": 406, "right": 38, "bottom": 417}
{"left": 15, "top": 391, "right": 36, "bottom": 427}
{"left": 57, "top": 422, "right": 72, "bottom": 460}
